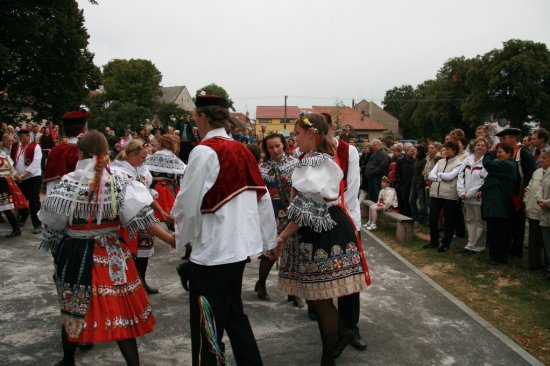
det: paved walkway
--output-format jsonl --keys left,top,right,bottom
{"left": 0, "top": 222, "right": 543, "bottom": 366}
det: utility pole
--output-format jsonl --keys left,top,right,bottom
{"left": 284, "top": 95, "right": 288, "bottom": 131}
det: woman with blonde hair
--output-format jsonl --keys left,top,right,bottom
{"left": 39, "top": 130, "right": 175, "bottom": 366}
{"left": 111, "top": 139, "right": 168, "bottom": 294}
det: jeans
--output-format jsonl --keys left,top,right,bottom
{"left": 409, "top": 184, "right": 427, "bottom": 223}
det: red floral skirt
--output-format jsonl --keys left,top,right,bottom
{"left": 4, "top": 177, "right": 28, "bottom": 210}
{"left": 55, "top": 235, "right": 155, "bottom": 343}
{"left": 153, "top": 180, "right": 179, "bottom": 221}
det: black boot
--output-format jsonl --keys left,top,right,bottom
{"left": 4, "top": 210, "right": 21, "bottom": 238}
{"left": 254, "top": 280, "right": 269, "bottom": 300}
{"left": 181, "top": 242, "right": 192, "bottom": 261}
{"left": 135, "top": 257, "right": 158, "bottom": 294}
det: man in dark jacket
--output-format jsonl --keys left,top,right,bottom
{"left": 364, "top": 139, "right": 389, "bottom": 201}
{"left": 496, "top": 128, "right": 536, "bottom": 258}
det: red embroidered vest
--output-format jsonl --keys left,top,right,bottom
{"left": 336, "top": 139, "right": 350, "bottom": 189}
{"left": 10, "top": 141, "right": 37, "bottom": 166}
{"left": 43, "top": 143, "right": 80, "bottom": 182}
{"left": 200, "top": 137, "right": 266, "bottom": 213}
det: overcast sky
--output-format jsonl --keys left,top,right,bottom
{"left": 77, "top": 0, "right": 550, "bottom": 118}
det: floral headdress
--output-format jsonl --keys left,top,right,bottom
{"left": 299, "top": 112, "right": 318, "bottom": 134}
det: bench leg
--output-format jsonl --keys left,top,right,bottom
{"left": 396, "top": 222, "right": 413, "bottom": 243}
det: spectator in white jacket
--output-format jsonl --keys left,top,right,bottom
{"left": 458, "top": 137, "right": 489, "bottom": 253}
{"left": 524, "top": 167, "right": 545, "bottom": 270}
{"left": 364, "top": 176, "right": 398, "bottom": 231}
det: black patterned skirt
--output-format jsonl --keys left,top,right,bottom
{"left": 278, "top": 206, "right": 370, "bottom": 300}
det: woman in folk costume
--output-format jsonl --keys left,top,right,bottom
{"left": 111, "top": 139, "right": 168, "bottom": 295}
{"left": 255, "top": 132, "right": 301, "bottom": 305}
{"left": 145, "top": 134, "right": 186, "bottom": 230}
{"left": 38, "top": 131, "right": 175, "bottom": 366}
{"left": 269, "top": 113, "right": 371, "bottom": 366}
{"left": 0, "top": 131, "right": 28, "bottom": 237}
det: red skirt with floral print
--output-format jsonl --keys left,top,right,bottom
{"left": 56, "top": 236, "right": 155, "bottom": 343}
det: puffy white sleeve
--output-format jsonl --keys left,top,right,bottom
{"left": 292, "top": 157, "right": 343, "bottom": 200}
{"left": 171, "top": 145, "right": 219, "bottom": 250}
{"left": 119, "top": 179, "right": 158, "bottom": 237}
{"left": 257, "top": 193, "right": 278, "bottom": 251}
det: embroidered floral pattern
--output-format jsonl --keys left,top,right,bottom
{"left": 146, "top": 150, "right": 186, "bottom": 175}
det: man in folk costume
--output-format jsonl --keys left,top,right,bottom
{"left": 322, "top": 112, "right": 368, "bottom": 354}
{"left": 11, "top": 128, "right": 43, "bottom": 233}
{"left": 43, "top": 108, "right": 89, "bottom": 196}
{"left": 172, "top": 94, "right": 277, "bottom": 366}
{"left": 495, "top": 127, "right": 536, "bottom": 258}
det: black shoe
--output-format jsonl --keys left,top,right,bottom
{"left": 350, "top": 332, "right": 367, "bottom": 351}
{"left": 290, "top": 295, "right": 304, "bottom": 308}
{"left": 143, "top": 281, "right": 159, "bottom": 295}
{"left": 254, "top": 281, "right": 269, "bottom": 301}
{"left": 176, "top": 261, "right": 190, "bottom": 292}
{"left": 334, "top": 329, "right": 354, "bottom": 359}
{"left": 6, "top": 229, "right": 21, "bottom": 238}
{"left": 423, "top": 242, "right": 438, "bottom": 249}
{"left": 77, "top": 343, "right": 94, "bottom": 350}
{"left": 438, "top": 245, "right": 450, "bottom": 252}
{"left": 308, "top": 308, "right": 318, "bottom": 321}
{"left": 245, "top": 256, "right": 251, "bottom": 263}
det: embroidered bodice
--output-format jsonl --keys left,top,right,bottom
{"left": 286, "top": 152, "right": 344, "bottom": 233}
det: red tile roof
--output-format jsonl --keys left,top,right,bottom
{"left": 256, "top": 106, "right": 301, "bottom": 119}
{"left": 311, "top": 106, "right": 386, "bottom": 131}
{"left": 230, "top": 112, "right": 249, "bottom": 124}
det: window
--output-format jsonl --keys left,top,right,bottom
{"left": 259, "top": 119, "right": 271, "bottom": 124}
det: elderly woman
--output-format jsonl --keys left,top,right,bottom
{"left": 458, "top": 137, "right": 489, "bottom": 254}
{"left": 424, "top": 141, "right": 462, "bottom": 252}
{"left": 536, "top": 147, "right": 550, "bottom": 279}
{"left": 480, "top": 143, "right": 517, "bottom": 265}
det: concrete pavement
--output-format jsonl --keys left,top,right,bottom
{"left": 0, "top": 222, "right": 543, "bottom": 366}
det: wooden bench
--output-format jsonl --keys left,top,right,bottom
{"left": 361, "top": 200, "right": 414, "bottom": 243}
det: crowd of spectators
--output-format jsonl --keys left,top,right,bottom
{"left": 2, "top": 117, "right": 550, "bottom": 281}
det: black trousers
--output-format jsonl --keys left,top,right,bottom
{"left": 428, "top": 197, "right": 458, "bottom": 248}
{"left": 17, "top": 175, "right": 42, "bottom": 228}
{"left": 528, "top": 219, "right": 545, "bottom": 270}
{"left": 510, "top": 208, "right": 526, "bottom": 257}
{"left": 338, "top": 230, "right": 362, "bottom": 333}
{"left": 486, "top": 217, "right": 510, "bottom": 263}
{"left": 189, "top": 260, "right": 262, "bottom": 366}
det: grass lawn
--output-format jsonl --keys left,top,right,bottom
{"left": 369, "top": 215, "right": 550, "bottom": 365}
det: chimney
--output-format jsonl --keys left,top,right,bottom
{"left": 352, "top": 98, "right": 355, "bottom": 108}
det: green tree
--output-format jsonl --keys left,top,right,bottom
{"left": 382, "top": 85, "right": 415, "bottom": 137}
{"left": 154, "top": 102, "right": 190, "bottom": 127}
{"left": 0, "top": 0, "right": 101, "bottom": 122}
{"left": 464, "top": 39, "right": 550, "bottom": 128}
{"left": 102, "top": 59, "right": 163, "bottom": 109}
{"left": 196, "top": 83, "right": 235, "bottom": 111}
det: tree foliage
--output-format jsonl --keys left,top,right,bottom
{"left": 195, "top": 83, "right": 235, "bottom": 111}
{"left": 383, "top": 39, "right": 550, "bottom": 140}
{"left": 85, "top": 58, "right": 190, "bottom": 133}
{"left": 102, "top": 59, "right": 162, "bottom": 109}
{"left": 0, "top": 0, "right": 101, "bottom": 122}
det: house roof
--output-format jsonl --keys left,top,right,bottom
{"left": 256, "top": 106, "right": 301, "bottom": 119}
{"left": 256, "top": 105, "right": 386, "bottom": 131}
{"left": 160, "top": 86, "right": 187, "bottom": 103}
{"left": 311, "top": 106, "right": 386, "bottom": 131}
{"left": 230, "top": 112, "right": 249, "bottom": 125}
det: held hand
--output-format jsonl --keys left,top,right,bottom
{"left": 476, "top": 192, "right": 482, "bottom": 201}
{"left": 168, "top": 232, "right": 176, "bottom": 248}
{"left": 268, "top": 237, "right": 285, "bottom": 261}
{"left": 538, "top": 200, "right": 549, "bottom": 210}
{"left": 459, "top": 194, "right": 467, "bottom": 200}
